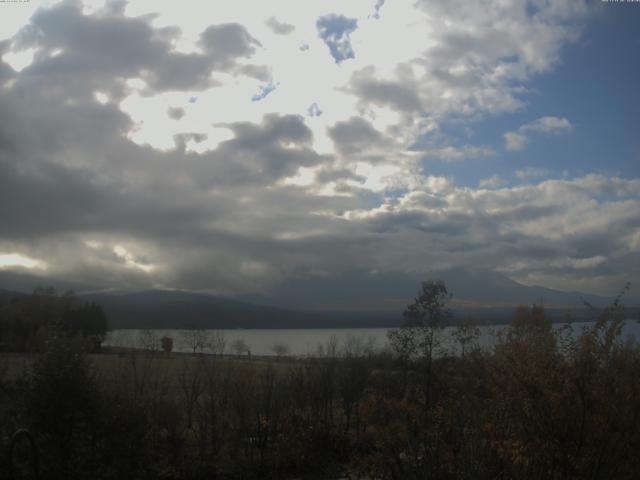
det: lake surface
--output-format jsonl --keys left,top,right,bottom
{"left": 104, "top": 320, "right": 640, "bottom": 357}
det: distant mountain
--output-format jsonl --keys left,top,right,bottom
{"left": 245, "top": 269, "right": 618, "bottom": 313}
{"left": 0, "top": 269, "right": 637, "bottom": 329}
{"left": 82, "top": 281, "right": 637, "bottom": 329}
{"left": 80, "top": 290, "right": 399, "bottom": 329}
{"left": 430, "top": 269, "right": 617, "bottom": 309}
{"left": 0, "top": 288, "right": 24, "bottom": 304}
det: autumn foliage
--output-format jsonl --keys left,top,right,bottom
{"left": 0, "top": 284, "right": 638, "bottom": 479}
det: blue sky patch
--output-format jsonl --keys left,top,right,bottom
{"left": 307, "top": 102, "right": 323, "bottom": 117}
{"left": 316, "top": 14, "right": 358, "bottom": 64}
{"left": 251, "top": 82, "right": 278, "bottom": 102}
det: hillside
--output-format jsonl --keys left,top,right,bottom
{"left": 1, "top": 270, "right": 637, "bottom": 329}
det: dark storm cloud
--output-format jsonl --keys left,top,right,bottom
{"left": 199, "top": 23, "right": 261, "bottom": 66}
{"left": 327, "top": 116, "right": 386, "bottom": 155}
{"left": 2, "top": 81, "right": 639, "bottom": 299}
{"left": 0, "top": 0, "right": 637, "bottom": 302}
{"left": 224, "top": 114, "right": 312, "bottom": 149}
{"left": 314, "top": 166, "right": 363, "bottom": 184}
{"left": 236, "top": 64, "right": 271, "bottom": 82}
{"left": 365, "top": 211, "right": 437, "bottom": 234}
{"left": 205, "top": 114, "right": 324, "bottom": 184}
{"left": 173, "top": 132, "right": 208, "bottom": 150}
{"left": 347, "top": 67, "right": 423, "bottom": 113}
{"left": 9, "top": 1, "right": 265, "bottom": 98}
{"left": 0, "top": 152, "right": 108, "bottom": 238}
{"left": 0, "top": 58, "right": 338, "bottom": 256}
{"left": 489, "top": 204, "right": 561, "bottom": 224}
{"left": 0, "top": 49, "right": 331, "bottom": 250}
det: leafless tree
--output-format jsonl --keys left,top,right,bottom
{"left": 231, "top": 338, "right": 249, "bottom": 357}
{"left": 137, "top": 329, "right": 159, "bottom": 353}
{"left": 181, "top": 329, "right": 210, "bottom": 355}
{"left": 271, "top": 343, "right": 289, "bottom": 359}
{"left": 209, "top": 331, "right": 227, "bottom": 356}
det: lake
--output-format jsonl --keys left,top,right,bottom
{"left": 104, "top": 319, "right": 640, "bottom": 357}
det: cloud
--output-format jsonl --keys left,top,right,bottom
{"left": 199, "top": 22, "right": 261, "bottom": 64}
{"left": 555, "top": 256, "right": 607, "bottom": 270}
{"left": 336, "top": 174, "right": 640, "bottom": 293}
{"left": 0, "top": 253, "right": 46, "bottom": 270}
{"left": 505, "top": 116, "right": 573, "bottom": 151}
{"left": 340, "top": 0, "right": 589, "bottom": 132}
{"left": 479, "top": 175, "right": 507, "bottom": 189}
{"left": 421, "top": 145, "right": 495, "bottom": 162}
{"left": 265, "top": 16, "right": 295, "bottom": 35}
{"left": 521, "top": 116, "right": 573, "bottom": 134}
{"left": 348, "top": 66, "right": 423, "bottom": 113}
{"left": 1, "top": 0, "right": 636, "bottom": 302}
{"left": 211, "top": 113, "right": 325, "bottom": 184}
{"left": 327, "top": 116, "right": 386, "bottom": 155}
{"left": 515, "top": 167, "right": 553, "bottom": 180}
{"left": 504, "top": 132, "right": 529, "bottom": 152}
{"left": 167, "top": 106, "right": 185, "bottom": 120}
{"left": 372, "top": 0, "right": 385, "bottom": 19}
{"left": 316, "top": 14, "right": 358, "bottom": 64}
{"left": 6, "top": 2, "right": 265, "bottom": 98}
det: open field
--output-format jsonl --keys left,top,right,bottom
{"left": 1, "top": 348, "right": 300, "bottom": 385}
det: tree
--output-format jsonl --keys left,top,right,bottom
{"left": 452, "top": 318, "right": 480, "bottom": 357}
{"left": 27, "top": 331, "right": 99, "bottom": 477}
{"left": 509, "top": 303, "right": 551, "bottom": 340}
{"left": 271, "top": 343, "right": 289, "bottom": 359}
{"left": 161, "top": 336, "right": 173, "bottom": 354}
{"left": 231, "top": 338, "right": 249, "bottom": 357}
{"left": 137, "top": 329, "right": 159, "bottom": 352}
{"left": 388, "top": 280, "right": 453, "bottom": 418}
{"left": 388, "top": 279, "right": 452, "bottom": 360}
{"left": 210, "top": 330, "right": 227, "bottom": 356}
{"left": 0, "top": 288, "right": 108, "bottom": 352}
{"left": 181, "top": 329, "right": 210, "bottom": 355}
{"left": 63, "top": 301, "right": 108, "bottom": 351}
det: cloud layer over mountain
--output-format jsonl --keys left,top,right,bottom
{"left": 0, "top": 0, "right": 638, "bottom": 302}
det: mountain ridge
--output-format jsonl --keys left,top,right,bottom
{"left": 1, "top": 269, "right": 637, "bottom": 329}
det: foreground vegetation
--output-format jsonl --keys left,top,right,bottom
{"left": 0, "top": 284, "right": 639, "bottom": 479}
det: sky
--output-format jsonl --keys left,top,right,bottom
{"left": 0, "top": 0, "right": 639, "bottom": 303}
